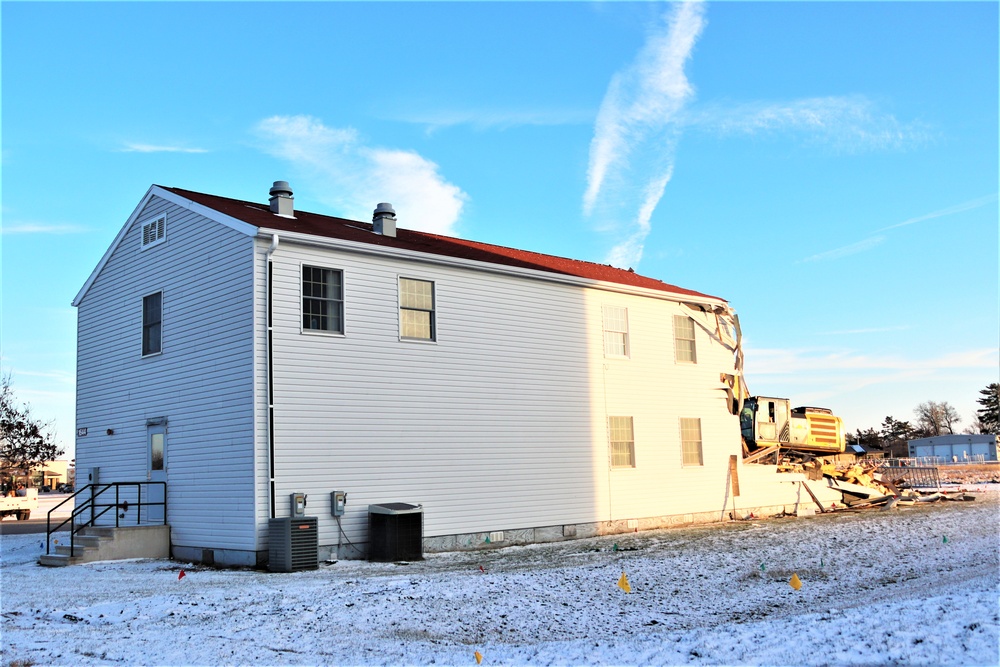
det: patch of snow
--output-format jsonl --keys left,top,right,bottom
{"left": 3, "top": 493, "right": 998, "bottom": 665}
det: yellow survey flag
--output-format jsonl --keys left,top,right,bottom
{"left": 789, "top": 573, "right": 802, "bottom": 590}
{"left": 474, "top": 650, "right": 483, "bottom": 664}
{"left": 617, "top": 571, "right": 631, "bottom": 593}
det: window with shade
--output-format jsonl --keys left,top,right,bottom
{"left": 399, "top": 277, "right": 435, "bottom": 341}
{"left": 680, "top": 417, "right": 704, "bottom": 466}
{"left": 602, "top": 305, "right": 629, "bottom": 358}
{"left": 609, "top": 416, "right": 636, "bottom": 468}
{"left": 674, "top": 315, "right": 697, "bottom": 363}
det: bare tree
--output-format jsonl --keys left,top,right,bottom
{"left": 0, "top": 375, "right": 64, "bottom": 485}
{"left": 913, "top": 400, "right": 961, "bottom": 437}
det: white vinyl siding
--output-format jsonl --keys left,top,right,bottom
{"left": 609, "top": 416, "right": 635, "bottom": 468}
{"left": 602, "top": 305, "right": 629, "bottom": 358}
{"left": 268, "top": 242, "right": 745, "bottom": 548}
{"left": 302, "top": 265, "right": 343, "bottom": 334}
{"left": 399, "top": 277, "right": 435, "bottom": 340}
{"left": 674, "top": 315, "right": 697, "bottom": 363}
{"left": 79, "top": 186, "right": 755, "bottom": 564}
{"left": 680, "top": 417, "right": 704, "bottom": 466}
{"left": 75, "top": 195, "right": 257, "bottom": 558}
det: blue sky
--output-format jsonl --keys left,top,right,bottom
{"left": 2, "top": 1, "right": 997, "bottom": 458}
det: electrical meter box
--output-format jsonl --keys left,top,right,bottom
{"left": 331, "top": 490, "right": 346, "bottom": 516}
{"left": 291, "top": 492, "right": 307, "bottom": 518}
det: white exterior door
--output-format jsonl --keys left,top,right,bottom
{"left": 147, "top": 424, "right": 166, "bottom": 523}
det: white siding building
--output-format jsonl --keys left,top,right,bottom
{"left": 74, "top": 182, "right": 805, "bottom": 567}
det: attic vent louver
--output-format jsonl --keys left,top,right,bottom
{"left": 269, "top": 181, "right": 295, "bottom": 218}
{"left": 373, "top": 203, "right": 396, "bottom": 238}
{"left": 141, "top": 215, "right": 166, "bottom": 248}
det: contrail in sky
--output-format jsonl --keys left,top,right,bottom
{"left": 583, "top": 1, "right": 706, "bottom": 268}
{"left": 874, "top": 193, "right": 998, "bottom": 233}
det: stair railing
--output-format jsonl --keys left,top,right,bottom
{"left": 45, "top": 482, "right": 166, "bottom": 556}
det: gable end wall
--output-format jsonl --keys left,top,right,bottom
{"left": 75, "top": 195, "right": 258, "bottom": 560}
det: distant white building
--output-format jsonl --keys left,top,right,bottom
{"left": 73, "top": 181, "right": 817, "bottom": 567}
{"left": 908, "top": 434, "right": 999, "bottom": 462}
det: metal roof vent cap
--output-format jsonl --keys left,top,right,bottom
{"left": 269, "top": 181, "right": 295, "bottom": 218}
{"left": 373, "top": 202, "right": 397, "bottom": 237}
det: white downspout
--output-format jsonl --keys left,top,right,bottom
{"left": 266, "top": 234, "right": 278, "bottom": 518}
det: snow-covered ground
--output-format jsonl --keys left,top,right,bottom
{"left": 3, "top": 490, "right": 998, "bottom": 666}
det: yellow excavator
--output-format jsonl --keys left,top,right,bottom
{"left": 679, "top": 302, "right": 846, "bottom": 459}
{"left": 740, "top": 396, "right": 846, "bottom": 457}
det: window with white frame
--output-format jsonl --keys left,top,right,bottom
{"left": 674, "top": 315, "right": 697, "bottom": 363}
{"left": 141, "top": 215, "right": 166, "bottom": 248}
{"left": 399, "top": 278, "right": 435, "bottom": 340}
{"left": 602, "top": 305, "right": 629, "bottom": 358}
{"left": 609, "top": 416, "right": 635, "bottom": 468}
{"left": 302, "top": 266, "right": 344, "bottom": 333}
{"left": 680, "top": 417, "right": 704, "bottom": 466}
{"left": 142, "top": 291, "right": 162, "bottom": 356}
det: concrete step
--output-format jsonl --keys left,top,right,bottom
{"left": 38, "top": 524, "right": 170, "bottom": 567}
{"left": 55, "top": 544, "right": 93, "bottom": 557}
{"left": 38, "top": 553, "right": 79, "bottom": 567}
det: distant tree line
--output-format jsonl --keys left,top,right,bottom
{"left": 847, "top": 383, "right": 999, "bottom": 453}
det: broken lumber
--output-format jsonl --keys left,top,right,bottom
{"left": 800, "top": 481, "right": 828, "bottom": 513}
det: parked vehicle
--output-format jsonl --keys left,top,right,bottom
{"left": 0, "top": 488, "right": 38, "bottom": 520}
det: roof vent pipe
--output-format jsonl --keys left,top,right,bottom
{"left": 373, "top": 202, "right": 397, "bottom": 237}
{"left": 269, "top": 181, "right": 295, "bottom": 218}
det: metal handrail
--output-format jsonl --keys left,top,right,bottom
{"left": 45, "top": 482, "right": 166, "bottom": 556}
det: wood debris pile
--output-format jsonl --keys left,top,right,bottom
{"left": 779, "top": 458, "right": 976, "bottom": 513}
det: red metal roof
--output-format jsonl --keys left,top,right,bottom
{"left": 164, "top": 186, "right": 723, "bottom": 302}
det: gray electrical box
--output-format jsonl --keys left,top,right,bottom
{"left": 268, "top": 517, "right": 318, "bottom": 572}
{"left": 88, "top": 467, "right": 100, "bottom": 485}
{"left": 291, "top": 492, "right": 307, "bottom": 518}
{"left": 331, "top": 490, "right": 346, "bottom": 516}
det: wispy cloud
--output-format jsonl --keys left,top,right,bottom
{"left": 687, "top": 96, "right": 933, "bottom": 153}
{"left": 583, "top": 1, "right": 706, "bottom": 268}
{"left": 744, "top": 346, "right": 1000, "bottom": 430}
{"left": 819, "top": 325, "right": 912, "bottom": 336}
{"left": 746, "top": 346, "right": 997, "bottom": 376}
{"left": 255, "top": 115, "right": 467, "bottom": 236}
{"left": 2, "top": 222, "right": 87, "bottom": 235}
{"left": 797, "top": 235, "right": 885, "bottom": 263}
{"left": 799, "top": 193, "right": 997, "bottom": 263}
{"left": 120, "top": 143, "right": 209, "bottom": 154}
{"left": 13, "top": 368, "right": 75, "bottom": 383}
{"left": 742, "top": 345, "right": 998, "bottom": 421}
{"left": 875, "top": 193, "right": 998, "bottom": 232}
{"left": 387, "top": 107, "right": 593, "bottom": 133}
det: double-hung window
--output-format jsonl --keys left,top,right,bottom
{"left": 602, "top": 305, "right": 629, "bottom": 358}
{"left": 609, "top": 416, "right": 635, "bottom": 468}
{"left": 399, "top": 278, "right": 435, "bottom": 340}
{"left": 302, "top": 266, "right": 344, "bottom": 334}
{"left": 674, "top": 315, "right": 697, "bottom": 363}
{"left": 680, "top": 417, "right": 704, "bottom": 466}
{"left": 142, "top": 292, "right": 162, "bottom": 356}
